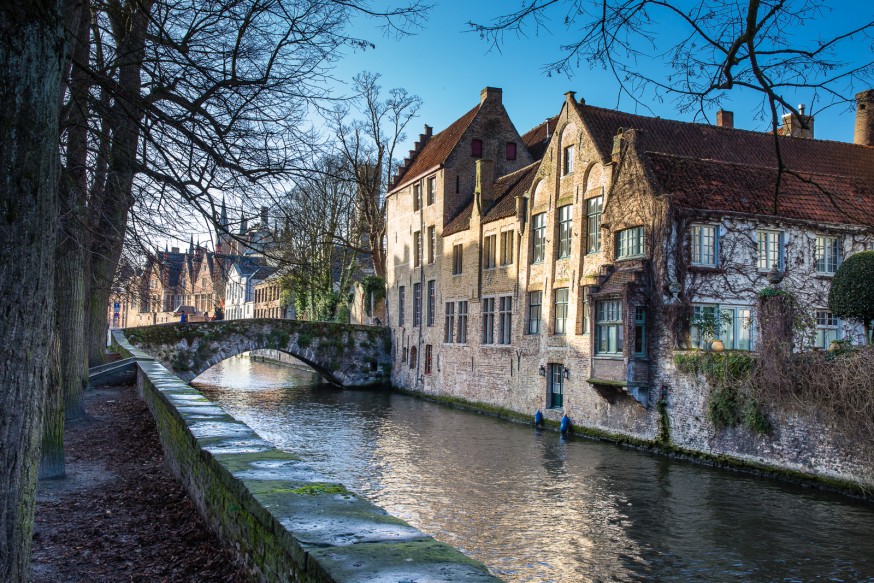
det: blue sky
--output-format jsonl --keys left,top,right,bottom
{"left": 331, "top": 0, "right": 872, "bottom": 153}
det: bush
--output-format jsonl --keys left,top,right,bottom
{"left": 829, "top": 250, "right": 874, "bottom": 342}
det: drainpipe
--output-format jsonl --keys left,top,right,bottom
{"left": 414, "top": 180, "right": 425, "bottom": 389}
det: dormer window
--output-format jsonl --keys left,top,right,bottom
{"left": 506, "top": 142, "right": 517, "bottom": 160}
{"left": 471, "top": 139, "right": 483, "bottom": 158}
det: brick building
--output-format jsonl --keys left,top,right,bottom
{"left": 385, "top": 86, "right": 874, "bottom": 445}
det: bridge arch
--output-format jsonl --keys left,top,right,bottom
{"left": 123, "top": 319, "right": 391, "bottom": 387}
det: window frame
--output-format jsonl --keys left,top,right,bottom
{"left": 471, "top": 139, "right": 483, "bottom": 158}
{"left": 483, "top": 234, "right": 497, "bottom": 269}
{"left": 499, "top": 230, "right": 514, "bottom": 266}
{"left": 815, "top": 235, "right": 842, "bottom": 274}
{"left": 424, "top": 344, "right": 432, "bottom": 374}
{"left": 427, "top": 226, "right": 436, "bottom": 264}
{"left": 426, "top": 176, "right": 436, "bottom": 206}
{"left": 634, "top": 307, "right": 647, "bottom": 357}
{"left": 413, "top": 183, "right": 422, "bottom": 212}
{"left": 616, "top": 226, "right": 645, "bottom": 260}
{"left": 586, "top": 196, "right": 603, "bottom": 253}
{"left": 506, "top": 142, "right": 517, "bottom": 160}
{"left": 426, "top": 280, "right": 435, "bottom": 326}
{"left": 548, "top": 363, "right": 564, "bottom": 409}
{"left": 452, "top": 243, "right": 463, "bottom": 275}
{"left": 563, "top": 145, "right": 575, "bottom": 176}
{"left": 691, "top": 304, "right": 754, "bottom": 351}
{"left": 481, "top": 297, "right": 495, "bottom": 344}
{"left": 814, "top": 310, "right": 841, "bottom": 349}
{"left": 595, "top": 299, "right": 623, "bottom": 355}
{"left": 757, "top": 229, "right": 784, "bottom": 271}
{"left": 690, "top": 224, "right": 718, "bottom": 267}
{"left": 413, "top": 230, "right": 422, "bottom": 268}
{"left": 553, "top": 288, "right": 569, "bottom": 335}
{"left": 527, "top": 291, "right": 542, "bottom": 335}
{"left": 398, "top": 286, "right": 405, "bottom": 327}
{"left": 557, "top": 205, "right": 573, "bottom": 259}
{"left": 457, "top": 301, "right": 468, "bottom": 344}
{"left": 498, "top": 296, "right": 513, "bottom": 344}
{"left": 413, "top": 282, "right": 421, "bottom": 327}
{"left": 444, "top": 302, "right": 455, "bottom": 343}
{"left": 531, "top": 213, "right": 546, "bottom": 263}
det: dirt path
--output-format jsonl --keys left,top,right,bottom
{"left": 31, "top": 383, "right": 250, "bottom": 582}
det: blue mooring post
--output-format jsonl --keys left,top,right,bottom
{"left": 560, "top": 414, "right": 570, "bottom": 434}
{"left": 534, "top": 409, "right": 543, "bottom": 427}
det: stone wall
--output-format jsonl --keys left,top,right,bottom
{"left": 112, "top": 331, "right": 500, "bottom": 583}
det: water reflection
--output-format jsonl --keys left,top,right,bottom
{"left": 193, "top": 356, "right": 874, "bottom": 582}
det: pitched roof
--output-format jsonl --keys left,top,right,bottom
{"left": 648, "top": 153, "right": 874, "bottom": 226}
{"left": 483, "top": 163, "right": 539, "bottom": 224}
{"left": 521, "top": 115, "right": 559, "bottom": 161}
{"left": 442, "top": 202, "right": 473, "bottom": 237}
{"left": 390, "top": 105, "right": 479, "bottom": 192}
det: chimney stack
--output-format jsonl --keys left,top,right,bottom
{"left": 854, "top": 89, "right": 874, "bottom": 146}
{"left": 480, "top": 87, "right": 502, "bottom": 105}
{"left": 780, "top": 104, "right": 814, "bottom": 139}
{"left": 474, "top": 159, "right": 495, "bottom": 211}
{"left": 716, "top": 110, "right": 734, "bottom": 129}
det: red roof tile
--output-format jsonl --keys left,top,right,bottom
{"left": 483, "top": 163, "right": 539, "bottom": 224}
{"left": 442, "top": 202, "right": 473, "bottom": 236}
{"left": 521, "top": 115, "right": 559, "bottom": 161}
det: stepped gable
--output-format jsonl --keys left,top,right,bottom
{"left": 390, "top": 105, "right": 479, "bottom": 192}
{"left": 578, "top": 103, "right": 874, "bottom": 181}
{"left": 521, "top": 115, "right": 560, "bottom": 161}
{"left": 647, "top": 152, "right": 874, "bottom": 226}
{"left": 483, "top": 163, "right": 539, "bottom": 224}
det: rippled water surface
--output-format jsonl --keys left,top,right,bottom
{"left": 193, "top": 355, "right": 874, "bottom": 582}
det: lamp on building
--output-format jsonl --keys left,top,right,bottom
{"left": 539, "top": 365, "right": 546, "bottom": 377}
{"left": 563, "top": 366, "right": 570, "bottom": 379}
{"left": 668, "top": 279, "right": 681, "bottom": 297}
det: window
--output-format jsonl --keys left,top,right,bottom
{"left": 500, "top": 230, "right": 514, "bottom": 265}
{"left": 427, "top": 226, "right": 436, "bottom": 264}
{"left": 815, "top": 311, "right": 841, "bottom": 349}
{"left": 691, "top": 224, "right": 718, "bottom": 266}
{"left": 427, "top": 176, "right": 436, "bottom": 206}
{"left": 506, "top": 142, "right": 517, "bottom": 160}
{"left": 757, "top": 230, "right": 783, "bottom": 270}
{"left": 595, "top": 300, "right": 623, "bottom": 355}
{"left": 413, "top": 282, "right": 421, "bottom": 327}
{"left": 482, "top": 297, "right": 495, "bottom": 344}
{"left": 557, "top": 205, "right": 572, "bottom": 258}
{"left": 498, "top": 296, "right": 513, "bottom": 344}
{"left": 815, "top": 235, "right": 842, "bottom": 274}
{"left": 413, "top": 183, "right": 422, "bottom": 212}
{"left": 616, "top": 227, "right": 645, "bottom": 259}
{"left": 452, "top": 244, "right": 463, "bottom": 275}
{"left": 424, "top": 345, "right": 432, "bottom": 374}
{"left": 427, "top": 280, "right": 435, "bottom": 326}
{"left": 634, "top": 307, "right": 646, "bottom": 356}
{"left": 444, "top": 302, "right": 455, "bottom": 343}
{"left": 414, "top": 231, "right": 422, "bottom": 267}
{"left": 401, "top": 347, "right": 408, "bottom": 362}
{"left": 457, "top": 301, "right": 468, "bottom": 343}
{"left": 398, "top": 286, "right": 406, "bottom": 326}
{"left": 563, "top": 145, "right": 574, "bottom": 175}
{"left": 483, "top": 234, "right": 497, "bottom": 269}
{"left": 527, "top": 291, "right": 542, "bottom": 334}
{"left": 531, "top": 213, "right": 546, "bottom": 263}
{"left": 471, "top": 139, "right": 483, "bottom": 158}
{"left": 553, "top": 288, "right": 569, "bottom": 335}
{"left": 548, "top": 364, "right": 564, "bottom": 408}
{"left": 691, "top": 304, "right": 753, "bottom": 351}
{"left": 409, "top": 346, "right": 417, "bottom": 369}
{"left": 586, "top": 196, "right": 603, "bottom": 253}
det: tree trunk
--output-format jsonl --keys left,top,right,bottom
{"left": 0, "top": 1, "right": 63, "bottom": 578}
{"left": 39, "top": 334, "right": 65, "bottom": 480}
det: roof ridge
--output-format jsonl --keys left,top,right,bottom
{"left": 646, "top": 150, "right": 868, "bottom": 181}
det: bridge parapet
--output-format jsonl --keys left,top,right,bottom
{"left": 122, "top": 319, "right": 391, "bottom": 386}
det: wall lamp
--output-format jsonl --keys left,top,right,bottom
{"left": 563, "top": 366, "right": 570, "bottom": 379}
{"left": 538, "top": 365, "right": 546, "bottom": 377}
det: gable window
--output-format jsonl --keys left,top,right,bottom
{"left": 413, "top": 282, "right": 421, "bottom": 327}
{"left": 548, "top": 363, "right": 564, "bottom": 408}
{"left": 424, "top": 345, "right": 433, "bottom": 374}
{"left": 427, "top": 226, "right": 436, "bottom": 264}
{"left": 414, "top": 230, "right": 422, "bottom": 267}
{"left": 444, "top": 302, "right": 455, "bottom": 343}
{"left": 427, "top": 176, "right": 436, "bottom": 206}
{"left": 506, "top": 142, "right": 517, "bottom": 160}
{"left": 457, "top": 301, "right": 468, "bottom": 343}
{"left": 586, "top": 196, "right": 603, "bottom": 253}
{"left": 757, "top": 230, "right": 783, "bottom": 271}
{"left": 557, "top": 205, "right": 573, "bottom": 258}
{"left": 595, "top": 300, "right": 623, "bottom": 355}
{"left": 427, "top": 280, "right": 436, "bottom": 326}
{"left": 563, "top": 145, "right": 575, "bottom": 176}
{"left": 815, "top": 310, "right": 841, "bottom": 349}
{"left": 500, "top": 230, "right": 514, "bottom": 265}
{"left": 452, "top": 244, "right": 463, "bottom": 275}
{"left": 527, "top": 291, "right": 542, "bottom": 334}
{"left": 483, "top": 234, "right": 497, "bottom": 269}
{"left": 617, "top": 226, "right": 645, "bottom": 259}
{"left": 553, "top": 288, "right": 569, "bottom": 335}
{"left": 398, "top": 286, "right": 405, "bottom": 326}
{"left": 498, "top": 296, "right": 513, "bottom": 344}
{"left": 482, "top": 297, "right": 495, "bottom": 344}
{"left": 691, "top": 224, "right": 718, "bottom": 266}
{"left": 471, "top": 139, "right": 483, "bottom": 158}
{"left": 413, "top": 183, "right": 422, "bottom": 212}
{"left": 531, "top": 213, "right": 546, "bottom": 263}
{"left": 815, "top": 235, "right": 842, "bottom": 274}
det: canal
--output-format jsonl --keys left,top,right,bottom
{"left": 193, "top": 355, "right": 874, "bottom": 582}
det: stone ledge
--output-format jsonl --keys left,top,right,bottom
{"left": 133, "top": 351, "right": 500, "bottom": 582}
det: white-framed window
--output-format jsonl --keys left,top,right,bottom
{"left": 427, "top": 176, "right": 436, "bottom": 206}
{"left": 413, "top": 183, "right": 422, "bottom": 212}
{"left": 586, "top": 196, "right": 603, "bottom": 253}
{"left": 527, "top": 291, "right": 542, "bottom": 334}
{"left": 757, "top": 230, "right": 783, "bottom": 271}
{"left": 815, "top": 235, "right": 842, "bottom": 274}
{"left": 500, "top": 230, "right": 514, "bottom": 266}
{"left": 563, "top": 145, "right": 575, "bottom": 175}
{"left": 482, "top": 297, "right": 495, "bottom": 344}
{"left": 413, "top": 230, "right": 422, "bottom": 267}
{"left": 553, "top": 288, "right": 569, "bottom": 335}
{"left": 691, "top": 224, "right": 718, "bottom": 266}
{"left": 483, "top": 234, "right": 497, "bottom": 269}
{"left": 557, "top": 205, "right": 573, "bottom": 258}
{"left": 498, "top": 296, "right": 513, "bottom": 344}
{"left": 427, "top": 226, "right": 436, "bottom": 264}
{"left": 814, "top": 310, "right": 841, "bottom": 349}
{"left": 595, "top": 300, "right": 623, "bottom": 355}
{"left": 691, "top": 304, "right": 754, "bottom": 350}
{"left": 444, "top": 302, "right": 455, "bottom": 343}
{"left": 617, "top": 227, "right": 645, "bottom": 259}
{"left": 531, "top": 213, "right": 546, "bottom": 263}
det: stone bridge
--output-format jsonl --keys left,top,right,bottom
{"left": 121, "top": 319, "right": 392, "bottom": 386}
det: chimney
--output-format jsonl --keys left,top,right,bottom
{"left": 480, "top": 87, "right": 502, "bottom": 105}
{"left": 260, "top": 206, "right": 268, "bottom": 228}
{"left": 854, "top": 89, "right": 874, "bottom": 146}
{"left": 544, "top": 118, "right": 551, "bottom": 141}
{"left": 716, "top": 110, "right": 734, "bottom": 129}
{"left": 474, "top": 159, "right": 495, "bottom": 211}
{"left": 780, "top": 104, "right": 814, "bottom": 139}
{"left": 611, "top": 128, "right": 625, "bottom": 163}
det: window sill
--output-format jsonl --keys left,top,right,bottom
{"left": 814, "top": 272, "right": 836, "bottom": 278}
{"left": 616, "top": 255, "right": 645, "bottom": 262}
{"left": 688, "top": 264, "right": 720, "bottom": 273}
{"left": 593, "top": 354, "right": 623, "bottom": 359}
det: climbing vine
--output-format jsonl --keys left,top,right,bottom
{"left": 361, "top": 275, "right": 385, "bottom": 317}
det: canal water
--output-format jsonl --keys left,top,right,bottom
{"left": 193, "top": 355, "right": 874, "bottom": 582}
